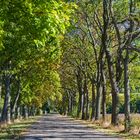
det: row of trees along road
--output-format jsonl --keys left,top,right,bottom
{"left": 0, "top": 0, "right": 75, "bottom": 124}
{"left": 0, "top": 0, "right": 140, "bottom": 133}
{"left": 59, "top": 0, "right": 140, "bottom": 132}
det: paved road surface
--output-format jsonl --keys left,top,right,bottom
{"left": 21, "top": 113, "right": 122, "bottom": 140}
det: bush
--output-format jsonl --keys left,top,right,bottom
{"left": 106, "top": 93, "right": 140, "bottom": 114}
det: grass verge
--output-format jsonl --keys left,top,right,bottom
{"left": 69, "top": 116, "right": 140, "bottom": 140}
{"left": 0, "top": 116, "right": 40, "bottom": 140}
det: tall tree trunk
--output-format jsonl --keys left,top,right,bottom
{"left": 62, "top": 92, "right": 67, "bottom": 115}
{"left": 16, "top": 106, "right": 21, "bottom": 119}
{"left": 101, "top": 60, "right": 106, "bottom": 121}
{"left": 101, "top": 65, "right": 106, "bottom": 121}
{"left": 95, "top": 59, "right": 102, "bottom": 120}
{"left": 23, "top": 105, "right": 28, "bottom": 119}
{"left": 0, "top": 76, "right": 2, "bottom": 102}
{"left": 77, "top": 91, "right": 82, "bottom": 117}
{"left": 11, "top": 80, "right": 20, "bottom": 121}
{"left": 1, "top": 74, "right": 11, "bottom": 123}
{"left": 67, "top": 92, "right": 70, "bottom": 114}
{"left": 70, "top": 95, "right": 73, "bottom": 113}
{"left": 102, "top": 82, "right": 106, "bottom": 121}
{"left": 124, "top": 49, "right": 131, "bottom": 132}
{"left": 91, "top": 81, "right": 96, "bottom": 120}
{"left": 95, "top": 82, "right": 102, "bottom": 120}
{"left": 29, "top": 105, "right": 35, "bottom": 116}
{"left": 102, "top": 0, "right": 119, "bottom": 125}
{"left": 123, "top": 0, "right": 134, "bottom": 131}
{"left": 81, "top": 90, "right": 85, "bottom": 120}
{"left": 32, "top": 105, "right": 36, "bottom": 116}
{"left": 84, "top": 78, "right": 89, "bottom": 120}
{"left": 68, "top": 92, "right": 72, "bottom": 115}
{"left": 105, "top": 49, "right": 119, "bottom": 125}
{"left": 0, "top": 76, "right": 2, "bottom": 119}
{"left": 76, "top": 69, "right": 82, "bottom": 117}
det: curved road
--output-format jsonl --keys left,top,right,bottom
{"left": 22, "top": 113, "right": 122, "bottom": 140}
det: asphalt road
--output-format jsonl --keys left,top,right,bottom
{"left": 21, "top": 113, "right": 122, "bottom": 140}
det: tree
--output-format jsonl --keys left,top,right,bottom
{"left": 0, "top": 0, "right": 76, "bottom": 123}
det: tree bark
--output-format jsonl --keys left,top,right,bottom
{"left": 16, "top": 106, "right": 21, "bottom": 119}
{"left": 76, "top": 69, "right": 83, "bottom": 117}
{"left": 0, "top": 76, "right": 2, "bottom": 119}
{"left": 101, "top": 70, "right": 106, "bottom": 121}
{"left": 1, "top": 74, "right": 11, "bottom": 123}
{"left": 91, "top": 81, "right": 96, "bottom": 120}
{"left": 0, "top": 76, "right": 2, "bottom": 102}
{"left": 11, "top": 80, "right": 20, "bottom": 121}
{"left": 95, "top": 57, "right": 102, "bottom": 120}
{"left": 95, "top": 81, "right": 102, "bottom": 120}
{"left": 105, "top": 49, "right": 119, "bottom": 125}
{"left": 102, "top": 0, "right": 119, "bottom": 125}
{"left": 70, "top": 95, "right": 73, "bottom": 113}
{"left": 81, "top": 89, "right": 85, "bottom": 119}
{"left": 124, "top": 48, "right": 131, "bottom": 132}
{"left": 84, "top": 78, "right": 89, "bottom": 120}
{"left": 29, "top": 105, "right": 36, "bottom": 116}
{"left": 68, "top": 92, "right": 72, "bottom": 115}
{"left": 23, "top": 105, "right": 28, "bottom": 119}
{"left": 62, "top": 91, "right": 67, "bottom": 115}
{"left": 123, "top": 0, "right": 134, "bottom": 131}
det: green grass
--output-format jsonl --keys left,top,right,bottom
{"left": 0, "top": 116, "right": 40, "bottom": 139}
